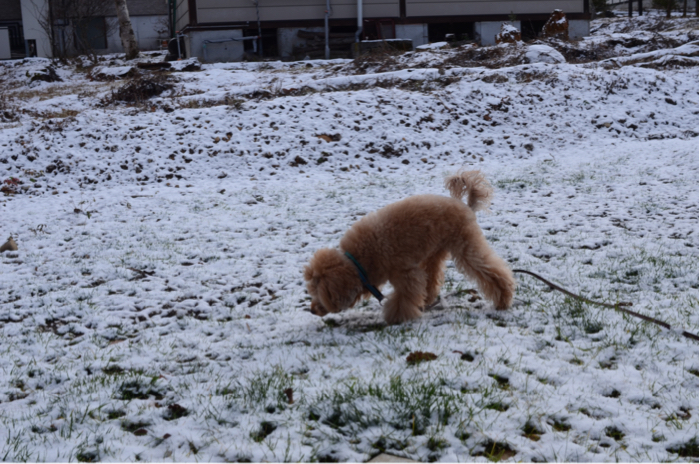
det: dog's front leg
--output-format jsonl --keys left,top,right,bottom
{"left": 382, "top": 268, "right": 427, "bottom": 324}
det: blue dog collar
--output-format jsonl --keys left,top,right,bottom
{"left": 344, "top": 251, "right": 384, "bottom": 302}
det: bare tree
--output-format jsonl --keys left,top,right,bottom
{"left": 114, "top": 0, "right": 139, "bottom": 60}
{"left": 652, "top": 0, "right": 678, "bottom": 18}
{"left": 591, "top": 0, "right": 608, "bottom": 16}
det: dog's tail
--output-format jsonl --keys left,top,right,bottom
{"left": 444, "top": 170, "right": 493, "bottom": 212}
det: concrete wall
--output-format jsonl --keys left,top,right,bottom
{"left": 569, "top": 18, "right": 589, "bottom": 39}
{"left": 20, "top": 0, "right": 52, "bottom": 57}
{"left": 475, "top": 20, "right": 520, "bottom": 46}
{"left": 0, "top": 27, "right": 11, "bottom": 59}
{"left": 475, "top": 17, "right": 589, "bottom": 45}
{"left": 395, "top": 23, "right": 428, "bottom": 48}
{"left": 188, "top": 29, "right": 245, "bottom": 62}
{"left": 277, "top": 27, "right": 324, "bottom": 58}
{"left": 276, "top": 24, "right": 426, "bottom": 61}
{"left": 104, "top": 15, "right": 169, "bottom": 53}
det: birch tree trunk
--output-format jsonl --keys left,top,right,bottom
{"left": 114, "top": 0, "right": 139, "bottom": 60}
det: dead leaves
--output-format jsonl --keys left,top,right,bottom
{"left": 315, "top": 133, "right": 342, "bottom": 143}
{"left": 406, "top": 351, "right": 438, "bottom": 365}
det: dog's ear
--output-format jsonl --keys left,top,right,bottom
{"left": 318, "top": 278, "right": 340, "bottom": 314}
{"left": 317, "top": 264, "right": 360, "bottom": 313}
{"left": 305, "top": 248, "right": 340, "bottom": 283}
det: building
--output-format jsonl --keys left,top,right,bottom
{"left": 4, "top": 0, "right": 169, "bottom": 58}
{"left": 172, "top": 0, "right": 591, "bottom": 62}
{"left": 0, "top": 0, "right": 26, "bottom": 58}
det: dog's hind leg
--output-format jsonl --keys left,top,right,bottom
{"left": 420, "top": 250, "right": 449, "bottom": 308}
{"left": 383, "top": 268, "right": 427, "bottom": 324}
{"left": 451, "top": 227, "right": 515, "bottom": 310}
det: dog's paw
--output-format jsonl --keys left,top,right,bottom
{"left": 423, "top": 295, "right": 444, "bottom": 312}
{"left": 383, "top": 303, "right": 423, "bottom": 325}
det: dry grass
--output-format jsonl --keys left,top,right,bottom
{"left": 101, "top": 74, "right": 174, "bottom": 106}
{"left": 38, "top": 109, "right": 80, "bottom": 119}
{"left": 8, "top": 81, "right": 111, "bottom": 102}
{"left": 352, "top": 43, "right": 406, "bottom": 75}
{"left": 177, "top": 95, "right": 244, "bottom": 110}
{"left": 445, "top": 43, "right": 526, "bottom": 69}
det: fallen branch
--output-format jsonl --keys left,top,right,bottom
{"left": 513, "top": 269, "right": 698, "bottom": 342}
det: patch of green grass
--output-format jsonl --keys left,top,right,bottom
{"left": 485, "top": 401, "right": 509, "bottom": 412}
{"left": 599, "top": 358, "right": 616, "bottom": 369}
{"left": 121, "top": 420, "right": 150, "bottom": 433}
{"left": 307, "top": 409, "right": 321, "bottom": 421}
{"left": 554, "top": 294, "right": 612, "bottom": 338}
{"left": 473, "top": 440, "right": 517, "bottom": 462}
{"left": 522, "top": 421, "right": 543, "bottom": 441}
{"left": 604, "top": 425, "right": 625, "bottom": 441}
{"left": 454, "top": 427, "right": 471, "bottom": 441}
{"left": 560, "top": 297, "right": 586, "bottom": 319}
{"left": 163, "top": 403, "right": 189, "bottom": 421}
{"left": 321, "top": 409, "right": 347, "bottom": 429}
{"left": 494, "top": 177, "right": 536, "bottom": 190}
{"left": 106, "top": 410, "right": 126, "bottom": 420}
{"left": 114, "top": 377, "right": 166, "bottom": 400}
{"left": 372, "top": 435, "right": 410, "bottom": 454}
{"left": 250, "top": 421, "right": 277, "bottom": 443}
{"left": 311, "top": 375, "right": 460, "bottom": 437}
{"left": 241, "top": 367, "right": 293, "bottom": 411}
{"left": 355, "top": 322, "right": 386, "bottom": 333}
{"left": 215, "top": 384, "right": 236, "bottom": 396}
{"left": 426, "top": 435, "right": 448, "bottom": 452}
{"left": 76, "top": 450, "right": 99, "bottom": 462}
{"left": 490, "top": 374, "right": 509, "bottom": 389}
{"left": 550, "top": 418, "right": 571, "bottom": 432}
{"left": 102, "top": 365, "right": 124, "bottom": 375}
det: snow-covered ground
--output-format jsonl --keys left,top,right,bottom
{"left": 0, "top": 13, "right": 697, "bottom": 462}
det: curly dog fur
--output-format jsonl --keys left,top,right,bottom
{"left": 304, "top": 171, "right": 515, "bottom": 324}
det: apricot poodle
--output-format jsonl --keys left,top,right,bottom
{"left": 304, "top": 171, "right": 515, "bottom": 324}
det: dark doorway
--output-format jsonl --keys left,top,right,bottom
{"left": 520, "top": 20, "right": 547, "bottom": 41}
{"left": 361, "top": 19, "right": 396, "bottom": 40}
{"left": 243, "top": 27, "right": 278, "bottom": 57}
{"left": 427, "top": 22, "right": 474, "bottom": 42}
